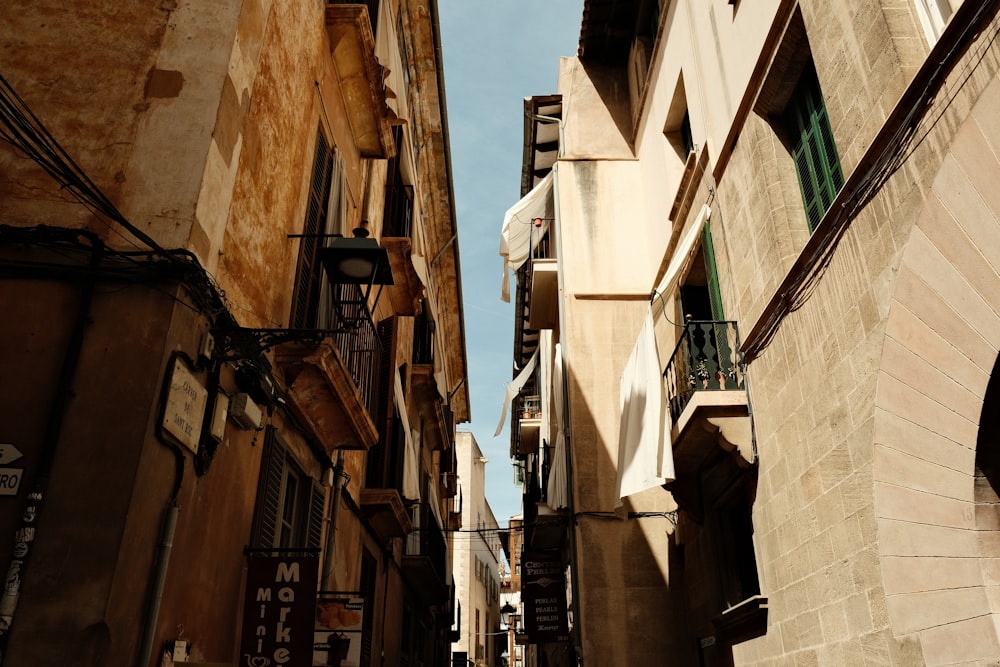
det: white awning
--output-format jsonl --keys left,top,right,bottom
{"left": 654, "top": 204, "right": 711, "bottom": 297}
{"left": 494, "top": 350, "right": 539, "bottom": 437}
{"left": 499, "top": 172, "right": 554, "bottom": 302}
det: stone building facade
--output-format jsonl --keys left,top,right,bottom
{"left": 0, "top": 1, "right": 467, "bottom": 665}
{"left": 501, "top": 0, "right": 1000, "bottom": 665}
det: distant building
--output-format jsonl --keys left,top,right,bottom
{"left": 502, "top": 1, "right": 1000, "bottom": 665}
{"left": 0, "top": 1, "right": 467, "bottom": 665}
{"left": 451, "top": 432, "right": 504, "bottom": 667}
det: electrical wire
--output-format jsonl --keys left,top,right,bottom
{"left": 743, "top": 1, "right": 1000, "bottom": 361}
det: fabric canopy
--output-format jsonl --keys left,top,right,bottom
{"left": 654, "top": 204, "right": 711, "bottom": 297}
{"left": 546, "top": 343, "right": 569, "bottom": 510}
{"left": 499, "top": 172, "right": 554, "bottom": 302}
{"left": 494, "top": 350, "right": 539, "bottom": 437}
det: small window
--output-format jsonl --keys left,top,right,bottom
{"left": 664, "top": 73, "right": 695, "bottom": 159}
{"left": 784, "top": 61, "right": 843, "bottom": 231}
{"left": 679, "top": 111, "right": 694, "bottom": 156}
{"left": 250, "top": 428, "right": 325, "bottom": 550}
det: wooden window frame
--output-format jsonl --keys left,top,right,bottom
{"left": 250, "top": 427, "right": 325, "bottom": 550}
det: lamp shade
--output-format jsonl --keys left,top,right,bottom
{"left": 500, "top": 602, "right": 516, "bottom": 627}
{"left": 318, "top": 235, "right": 394, "bottom": 286}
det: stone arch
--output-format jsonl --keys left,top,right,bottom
{"left": 873, "top": 76, "right": 1000, "bottom": 665}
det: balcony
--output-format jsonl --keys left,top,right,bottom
{"left": 325, "top": 3, "right": 394, "bottom": 158}
{"left": 528, "top": 258, "right": 558, "bottom": 330}
{"left": 516, "top": 394, "right": 541, "bottom": 456}
{"left": 403, "top": 502, "right": 448, "bottom": 602}
{"left": 381, "top": 183, "right": 421, "bottom": 315}
{"left": 410, "top": 312, "right": 453, "bottom": 451}
{"left": 663, "top": 321, "right": 753, "bottom": 485}
{"left": 330, "top": 1, "right": 381, "bottom": 34}
{"left": 359, "top": 488, "right": 411, "bottom": 539}
{"left": 273, "top": 294, "right": 383, "bottom": 451}
{"left": 446, "top": 490, "right": 461, "bottom": 531}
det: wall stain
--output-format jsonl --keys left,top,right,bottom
{"left": 144, "top": 68, "right": 184, "bottom": 99}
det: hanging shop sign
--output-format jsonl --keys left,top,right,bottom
{"left": 521, "top": 551, "right": 570, "bottom": 643}
{"left": 239, "top": 555, "right": 319, "bottom": 666}
{"left": 161, "top": 358, "right": 208, "bottom": 453}
{"left": 313, "top": 593, "right": 365, "bottom": 667}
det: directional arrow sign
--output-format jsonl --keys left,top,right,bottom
{"left": 0, "top": 445, "right": 24, "bottom": 466}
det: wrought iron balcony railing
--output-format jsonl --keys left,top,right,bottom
{"left": 405, "top": 502, "right": 448, "bottom": 585}
{"left": 519, "top": 394, "right": 541, "bottom": 419}
{"left": 663, "top": 320, "right": 746, "bottom": 423}
{"left": 325, "top": 282, "right": 383, "bottom": 422}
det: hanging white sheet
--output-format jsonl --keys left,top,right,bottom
{"left": 499, "top": 172, "right": 554, "bottom": 302}
{"left": 396, "top": 368, "right": 421, "bottom": 501}
{"left": 546, "top": 343, "right": 569, "bottom": 510}
{"left": 494, "top": 350, "right": 539, "bottom": 437}
{"left": 614, "top": 205, "right": 711, "bottom": 505}
{"left": 615, "top": 309, "right": 675, "bottom": 507}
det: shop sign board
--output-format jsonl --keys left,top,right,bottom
{"left": 521, "top": 551, "right": 570, "bottom": 643}
{"left": 239, "top": 555, "right": 319, "bottom": 666}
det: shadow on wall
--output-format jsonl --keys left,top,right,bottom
{"left": 563, "top": 353, "right": 697, "bottom": 664}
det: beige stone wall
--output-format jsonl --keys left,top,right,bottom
{"left": 870, "top": 67, "right": 1000, "bottom": 665}
{"left": 717, "top": 5, "right": 1000, "bottom": 666}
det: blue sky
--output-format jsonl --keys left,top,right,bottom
{"left": 438, "top": 1, "right": 584, "bottom": 524}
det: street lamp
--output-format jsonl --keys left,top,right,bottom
{"left": 500, "top": 602, "right": 516, "bottom": 628}
{"left": 318, "top": 227, "right": 394, "bottom": 300}
{"left": 316, "top": 225, "right": 394, "bottom": 325}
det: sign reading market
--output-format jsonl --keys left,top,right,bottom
{"left": 239, "top": 554, "right": 318, "bottom": 666}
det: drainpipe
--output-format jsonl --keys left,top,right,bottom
{"left": 321, "top": 451, "right": 349, "bottom": 590}
{"left": 135, "top": 501, "right": 180, "bottom": 667}
{"left": 136, "top": 347, "right": 199, "bottom": 667}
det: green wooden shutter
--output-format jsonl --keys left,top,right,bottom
{"left": 788, "top": 63, "right": 842, "bottom": 232}
{"left": 702, "top": 221, "right": 724, "bottom": 321}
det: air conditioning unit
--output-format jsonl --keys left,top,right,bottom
{"left": 229, "top": 392, "right": 263, "bottom": 431}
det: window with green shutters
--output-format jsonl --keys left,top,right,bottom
{"left": 785, "top": 61, "right": 842, "bottom": 231}
{"left": 702, "top": 221, "right": 724, "bottom": 321}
